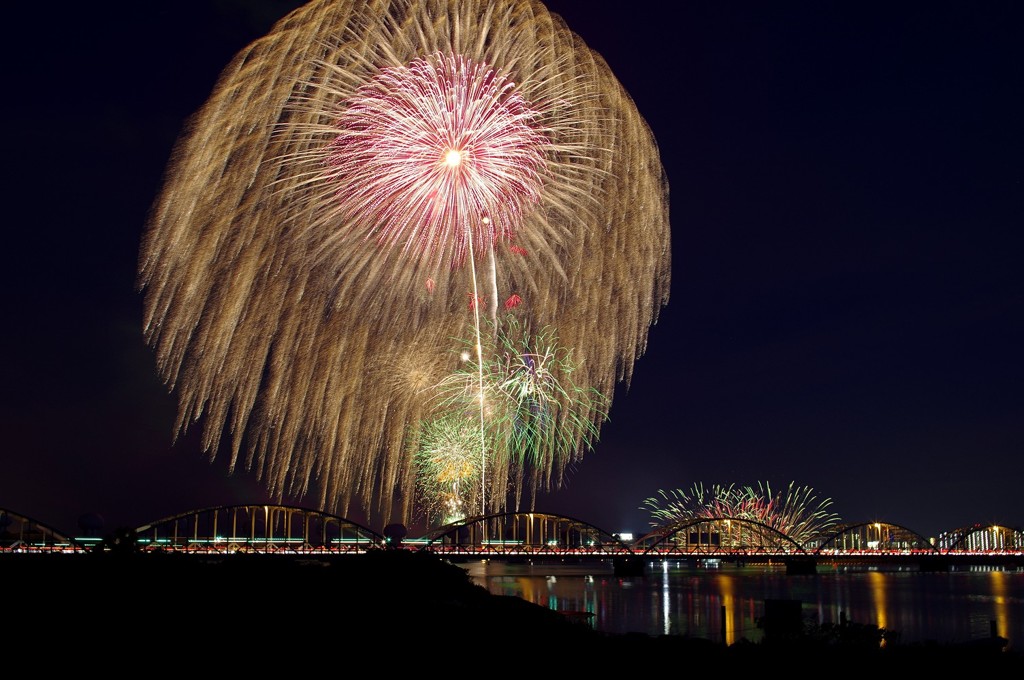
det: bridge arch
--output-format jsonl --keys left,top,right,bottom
{"left": 633, "top": 516, "right": 808, "bottom": 556}
{"left": 814, "top": 521, "right": 938, "bottom": 555}
{"left": 937, "top": 523, "right": 1024, "bottom": 552}
{"left": 418, "top": 512, "right": 633, "bottom": 555}
{"left": 0, "top": 508, "right": 78, "bottom": 551}
{"left": 133, "top": 504, "right": 385, "bottom": 553}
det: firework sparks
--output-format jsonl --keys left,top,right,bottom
{"left": 412, "top": 415, "right": 486, "bottom": 525}
{"left": 138, "top": 0, "right": 670, "bottom": 527}
{"left": 323, "top": 51, "right": 549, "bottom": 272}
{"left": 642, "top": 481, "right": 841, "bottom": 547}
{"left": 432, "top": 314, "right": 608, "bottom": 514}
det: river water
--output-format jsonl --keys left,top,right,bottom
{"left": 461, "top": 558, "right": 1024, "bottom": 651}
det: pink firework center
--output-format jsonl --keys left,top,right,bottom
{"left": 326, "top": 51, "right": 550, "bottom": 272}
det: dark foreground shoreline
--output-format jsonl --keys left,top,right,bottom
{"left": 4, "top": 549, "right": 1019, "bottom": 668}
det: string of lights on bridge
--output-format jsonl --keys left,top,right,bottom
{"left": 2, "top": 505, "right": 1021, "bottom": 562}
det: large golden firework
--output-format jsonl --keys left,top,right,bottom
{"left": 138, "top": 0, "right": 670, "bottom": 526}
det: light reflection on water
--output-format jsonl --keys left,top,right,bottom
{"left": 461, "top": 558, "right": 1024, "bottom": 650}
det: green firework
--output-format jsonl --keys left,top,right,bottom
{"left": 412, "top": 415, "right": 486, "bottom": 525}
{"left": 430, "top": 314, "right": 609, "bottom": 514}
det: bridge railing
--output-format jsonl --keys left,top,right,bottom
{"left": 3, "top": 505, "right": 1022, "bottom": 557}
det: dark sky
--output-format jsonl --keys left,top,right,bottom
{"left": 2, "top": 1, "right": 1021, "bottom": 541}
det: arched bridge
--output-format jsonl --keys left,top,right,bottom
{"left": 132, "top": 504, "right": 385, "bottom": 553}
{"left": 415, "top": 511, "right": 635, "bottom": 556}
{"left": 0, "top": 509, "right": 76, "bottom": 551}
{"left": 2, "top": 506, "right": 1021, "bottom": 572}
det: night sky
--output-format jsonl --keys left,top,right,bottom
{"left": 2, "top": 1, "right": 1021, "bottom": 541}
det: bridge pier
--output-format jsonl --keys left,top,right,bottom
{"left": 784, "top": 557, "right": 817, "bottom": 575}
{"left": 613, "top": 556, "right": 645, "bottom": 577}
{"left": 917, "top": 555, "right": 951, "bottom": 572}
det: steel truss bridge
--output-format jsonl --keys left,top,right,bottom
{"left": 1, "top": 505, "right": 1021, "bottom": 573}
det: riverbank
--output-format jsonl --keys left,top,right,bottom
{"left": 4, "top": 549, "right": 1019, "bottom": 668}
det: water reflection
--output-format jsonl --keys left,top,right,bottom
{"left": 868, "top": 571, "right": 888, "bottom": 635}
{"left": 715, "top": 573, "right": 736, "bottom": 644}
{"left": 462, "top": 558, "right": 1024, "bottom": 650}
{"left": 659, "top": 561, "right": 671, "bottom": 636}
{"left": 990, "top": 570, "right": 1009, "bottom": 641}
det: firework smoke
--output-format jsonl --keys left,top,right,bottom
{"left": 139, "top": 0, "right": 670, "bottom": 527}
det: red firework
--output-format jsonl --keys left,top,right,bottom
{"left": 326, "top": 52, "right": 549, "bottom": 268}
{"left": 467, "top": 293, "right": 486, "bottom": 310}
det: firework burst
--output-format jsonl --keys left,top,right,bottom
{"left": 138, "top": 0, "right": 670, "bottom": 527}
{"left": 432, "top": 314, "right": 608, "bottom": 514}
{"left": 322, "top": 51, "right": 549, "bottom": 274}
{"left": 643, "top": 481, "right": 841, "bottom": 547}
{"left": 412, "top": 415, "right": 486, "bottom": 525}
